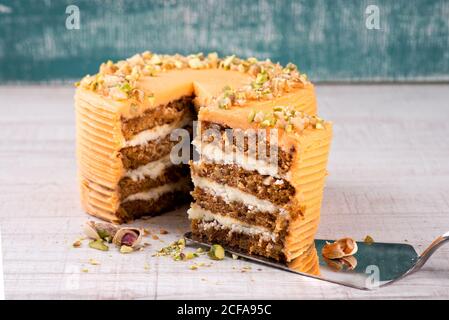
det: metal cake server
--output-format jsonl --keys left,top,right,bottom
{"left": 184, "top": 231, "right": 449, "bottom": 290}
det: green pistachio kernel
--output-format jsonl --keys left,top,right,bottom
{"left": 89, "top": 239, "right": 109, "bottom": 251}
{"left": 260, "top": 119, "right": 272, "bottom": 127}
{"left": 247, "top": 110, "right": 256, "bottom": 123}
{"left": 120, "top": 245, "right": 134, "bottom": 254}
{"left": 208, "top": 244, "right": 225, "bottom": 260}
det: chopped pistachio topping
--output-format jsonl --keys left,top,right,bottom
{"left": 78, "top": 52, "right": 309, "bottom": 113}
{"left": 248, "top": 105, "right": 326, "bottom": 134}
{"left": 247, "top": 109, "right": 256, "bottom": 123}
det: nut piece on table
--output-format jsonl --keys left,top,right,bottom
{"left": 84, "top": 221, "right": 119, "bottom": 243}
{"left": 208, "top": 244, "right": 225, "bottom": 260}
{"left": 112, "top": 227, "right": 143, "bottom": 248}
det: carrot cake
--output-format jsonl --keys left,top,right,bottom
{"left": 189, "top": 98, "right": 332, "bottom": 269}
{"left": 75, "top": 51, "right": 330, "bottom": 273}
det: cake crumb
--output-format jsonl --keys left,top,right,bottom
{"left": 152, "top": 235, "right": 160, "bottom": 240}
{"left": 160, "top": 229, "right": 169, "bottom": 235}
{"left": 88, "top": 258, "right": 100, "bottom": 265}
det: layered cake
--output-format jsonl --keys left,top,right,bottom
{"left": 189, "top": 102, "right": 332, "bottom": 270}
{"left": 75, "top": 51, "right": 330, "bottom": 273}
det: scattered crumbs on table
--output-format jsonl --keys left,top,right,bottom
{"left": 152, "top": 235, "right": 159, "bottom": 240}
{"left": 160, "top": 229, "right": 169, "bottom": 235}
{"left": 88, "top": 258, "right": 100, "bottom": 265}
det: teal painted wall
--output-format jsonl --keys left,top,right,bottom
{"left": 0, "top": 0, "right": 448, "bottom": 83}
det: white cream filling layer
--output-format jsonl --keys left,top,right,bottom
{"left": 124, "top": 116, "right": 192, "bottom": 148}
{"left": 124, "top": 155, "right": 173, "bottom": 181}
{"left": 192, "top": 137, "right": 287, "bottom": 179}
{"left": 188, "top": 204, "right": 276, "bottom": 242}
{"left": 191, "top": 175, "right": 286, "bottom": 215}
{"left": 123, "top": 178, "right": 190, "bottom": 203}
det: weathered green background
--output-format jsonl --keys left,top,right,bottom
{"left": 0, "top": 0, "right": 448, "bottom": 83}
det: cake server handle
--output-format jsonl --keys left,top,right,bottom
{"left": 408, "top": 231, "right": 449, "bottom": 274}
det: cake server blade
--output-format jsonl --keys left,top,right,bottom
{"left": 184, "top": 231, "right": 448, "bottom": 290}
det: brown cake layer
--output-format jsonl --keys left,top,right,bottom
{"left": 117, "top": 190, "right": 191, "bottom": 222}
{"left": 199, "top": 121, "right": 294, "bottom": 173}
{"left": 121, "top": 96, "right": 194, "bottom": 139}
{"left": 120, "top": 125, "right": 192, "bottom": 169}
{"left": 191, "top": 219, "right": 286, "bottom": 261}
{"left": 118, "top": 165, "right": 190, "bottom": 200}
{"left": 191, "top": 187, "right": 292, "bottom": 232}
{"left": 191, "top": 161, "right": 295, "bottom": 205}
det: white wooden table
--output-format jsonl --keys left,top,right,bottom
{"left": 1, "top": 84, "right": 448, "bottom": 299}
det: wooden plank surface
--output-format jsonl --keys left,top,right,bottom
{"left": 0, "top": 84, "right": 448, "bottom": 299}
{"left": 1, "top": 0, "right": 449, "bottom": 83}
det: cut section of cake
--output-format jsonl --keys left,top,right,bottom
{"left": 75, "top": 52, "right": 318, "bottom": 224}
{"left": 188, "top": 104, "right": 332, "bottom": 274}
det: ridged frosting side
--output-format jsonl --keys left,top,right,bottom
{"left": 284, "top": 125, "right": 333, "bottom": 261}
{"left": 75, "top": 89, "right": 124, "bottom": 223}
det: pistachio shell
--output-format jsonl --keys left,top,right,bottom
{"left": 322, "top": 237, "right": 358, "bottom": 259}
{"left": 323, "top": 257, "right": 343, "bottom": 272}
{"left": 83, "top": 221, "right": 101, "bottom": 240}
{"left": 323, "top": 255, "right": 358, "bottom": 272}
{"left": 83, "top": 221, "right": 118, "bottom": 242}
{"left": 340, "top": 255, "right": 358, "bottom": 270}
{"left": 112, "top": 227, "right": 143, "bottom": 248}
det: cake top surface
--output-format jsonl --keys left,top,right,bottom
{"left": 76, "top": 52, "right": 311, "bottom": 115}
{"left": 75, "top": 51, "right": 329, "bottom": 145}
